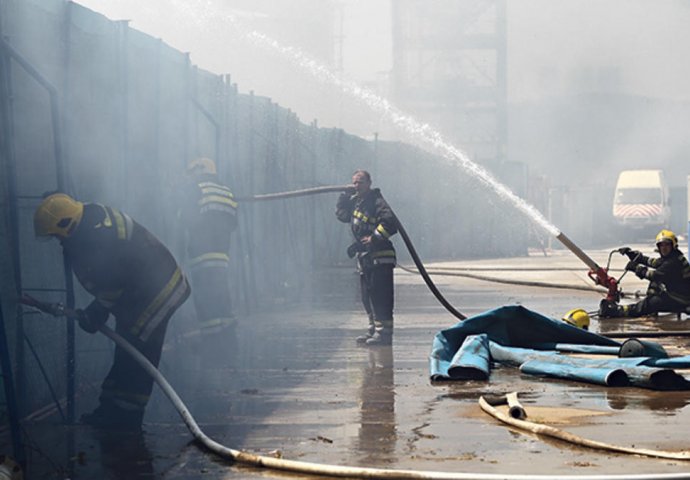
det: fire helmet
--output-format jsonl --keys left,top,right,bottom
{"left": 655, "top": 229, "right": 677, "bottom": 249}
{"left": 187, "top": 157, "right": 217, "bottom": 175}
{"left": 562, "top": 308, "right": 590, "bottom": 330}
{"left": 34, "top": 193, "right": 84, "bottom": 239}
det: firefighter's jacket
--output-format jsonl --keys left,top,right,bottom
{"left": 636, "top": 249, "right": 690, "bottom": 304}
{"left": 61, "top": 203, "right": 190, "bottom": 341}
{"left": 336, "top": 188, "right": 397, "bottom": 268}
{"left": 181, "top": 174, "right": 238, "bottom": 268}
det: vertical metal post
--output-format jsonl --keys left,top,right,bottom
{"left": 117, "top": 20, "right": 130, "bottom": 210}
{"left": 0, "top": 36, "right": 27, "bottom": 421}
{"left": 0, "top": 299, "right": 25, "bottom": 467}
{"left": 0, "top": 33, "right": 75, "bottom": 424}
{"left": 0, "top": 13, "right": 27, "bottom": 463}
{"left": 687, "top": 175, "right": 690, "bottom": 256}
{"left": 61, "top": 0, "right": 76, "bottom": 425}
{"left": 154, "top": 39, "right": 162, "bottom": 210}
{"left": 183, "top": 53, "right": 191, "bottom": 169}
{"left": 372, "top": 132, "right": 379, "bottom": 179}
{"left": 496, "top": 0, "right": 507, "bottom": 163}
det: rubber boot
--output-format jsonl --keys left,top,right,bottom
{"left": 356, "top": 325, "right": 375, "bottom": 345}
{"left": 598, "top": 299, "right": 624, "bottom": 318}
{"left": 356, "top": 315, "right": 376, "bottom": 345}
{"left": 81, "top": 402, "right": 144, "bottom": 430}
{"left": 365, "top": 320, "right": 393, "bottom": 346}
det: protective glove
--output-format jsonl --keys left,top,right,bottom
{"left": 336, "top": 191, "right": 355, "bottom": 209}
{"left": 76, "top": 309, "right": 100, "bottom": 334}
{"left": 618, "top": 247, "right": 641, "bottom": 260}
{"left": 76, "top": 302, "right": 109, "bottom": 334}
{"left": 634, "top": 264, "right": 648, "bottom": 279}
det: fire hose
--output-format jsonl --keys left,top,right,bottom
{"left": 20, "top": 294, "right": 690, "bottom": 480}
{"left": 479, "top": 393, "right": 690, "bottom": 462}
{"left": 19, "top": 187, "right": 682, "bottom": 478}
{"left": 235, "top": 185, "right": 627, "bottom": 319}
{"left": 237, "top": 185, "right": 467, "bottom": 320}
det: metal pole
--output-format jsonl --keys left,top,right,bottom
{"left": 0, "top": 16, "right": 27, "bottom": 466}
{"left": 61, "top": 1, "right": 76, "bottom": 426}
{"left": 0, "top": 298, "right": 25, "bottom": 468}
{"left": 190, "top": 97, "right": 220, "bottom": 162}
{"left": 0, "top": 33, "right": 77, "bottom": 424}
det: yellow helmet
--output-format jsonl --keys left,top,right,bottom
{"left": 187, "top": 157, "right": 216, "bottom": 175}
{"left": 655, "top": 229, "right": 677, "bottom": 249}
{"left": 33, "top": 193, "right": 84, "bottom": 239}
{"left": 562, "top": 308, "right": 590, "bottom": 330}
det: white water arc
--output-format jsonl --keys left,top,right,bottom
{"left": 169, "top": 0, "right": 560, "bottom": 238}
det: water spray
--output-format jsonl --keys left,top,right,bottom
{"left": 166, "top": 1, "right": 615, "bottom": 300}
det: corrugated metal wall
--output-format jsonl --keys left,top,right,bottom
{"left": 0, "top": 0, "right": 529, "bottom": 421}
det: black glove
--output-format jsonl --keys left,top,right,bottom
{"left": 634, "top": 264, "right": 648, "bottom": 279}
{"left": 76, "top": 302, "right": 109, "bottom": 334}
{"left": 76, "top": 309, "right": 100, "bottom": 334}
{"left": 619, "top": 247, "right": 641, "bottom": 261}
{"left": 346, "top": 242, "right": 365, "bottom": 258}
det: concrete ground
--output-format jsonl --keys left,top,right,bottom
{"left": 14, "top": 244, "right": 690, "bottom": 479}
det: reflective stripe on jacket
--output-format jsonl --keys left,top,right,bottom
{"left": 198, "top": 181, "right": 238, "bottom": 216}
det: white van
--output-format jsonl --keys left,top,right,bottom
{"left": 612, "top": 169, "right": 670, "bottom": 229}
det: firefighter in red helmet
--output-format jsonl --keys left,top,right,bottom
{"left": 336, "top": 170, "right": 397, "bottom": 346}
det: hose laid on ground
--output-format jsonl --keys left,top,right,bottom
{"left": 603, "top": 330, "right": 690, "bottom": 339}
{"left": 479, "top": 394, "right": 690, "bottom": 462}
{"left": 398, "top": 265, "right": 639, "bottom": 299}
{"left": 103, "top": 322, "right": 690, "bottom": 479}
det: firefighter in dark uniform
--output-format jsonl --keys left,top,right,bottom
{"left": 33, "top": 193, "right": 190, "bottom": 428}
{"left": 180, "top": 157, "right": 238, "bottom": 336}
{"left": 336, "top": 170, "right": 397, "bottom": 345}
{"left": 599, "top": 229, "right": 690, "bottom": 317}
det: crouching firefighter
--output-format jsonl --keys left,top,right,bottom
{"left": 181, "top": 157, "right": 239, "bottom": 335}
{"left": 599, "top": 229, "right": 690, "bottom": 318}
{"left": 336, "top": 170, "right": 397, "bottom": 346}
{"left": 34, "top": 193, "right": 191, "bottom": 429}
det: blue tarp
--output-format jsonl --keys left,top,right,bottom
{"left": 429, "top": 305, "right": 690, "bottom": 390}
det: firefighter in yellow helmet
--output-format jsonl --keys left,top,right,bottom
{"left": 599, "top": 229, "right": 690, "bottom": 318}
{"left": 180, "top": 157, "right": 238, "bottom": 336}
{"left": 34, "top": 193, "right": 190, "bottom": 429}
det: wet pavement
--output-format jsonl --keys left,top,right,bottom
{"left": 13, "top": 245, "right": 690, "bottom": 479}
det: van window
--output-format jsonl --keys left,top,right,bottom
{"left": 615, "top": 188, "right": 662, "bottom": 204}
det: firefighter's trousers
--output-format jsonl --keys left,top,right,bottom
{"left": 360, "top": 264, "right": 394, "bottom": 333}
{"left": 625, "top": 292, "right": 690, "bottom": 317}
{"left": 99, "top": 318, "right": 170, "bottom": 416}
{"left": 190, "top": 263, "right": 235, "bottom": 334}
